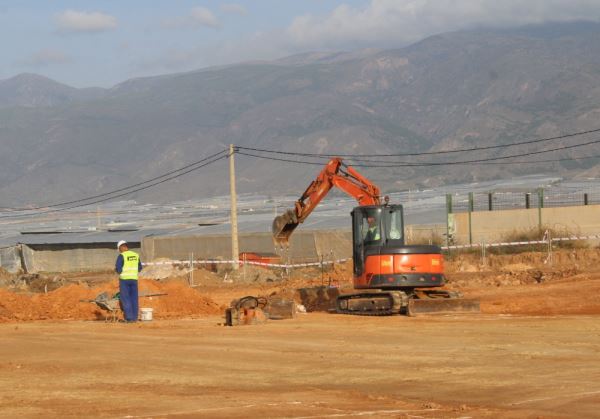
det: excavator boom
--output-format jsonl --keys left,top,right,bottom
{"left": 272, "top": 158, "right": 380, "bottom": 246}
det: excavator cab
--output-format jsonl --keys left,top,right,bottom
{"left": 352, "top": 204, "right": 405, "bottom": 278}
{"left": 352, "top": 204, "right": 450, "bottom": 290}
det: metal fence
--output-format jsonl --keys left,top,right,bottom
{"left": 448, "top": 187, "right": 600, "bottom": 213}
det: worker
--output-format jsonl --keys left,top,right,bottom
{"left": 365, "top": 216, "right": 380, "bottom": 241}
{"left": 115, "top": 240, "right": 142, "bottom": 323}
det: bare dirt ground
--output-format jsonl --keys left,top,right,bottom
{"left": 1, "top": 315, "right": 600, "bottom": 418}
{"left": 1, "top": 249, "right": 600, "bottom": 418}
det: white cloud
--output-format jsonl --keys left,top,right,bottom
{"left": 285, "top": 0, "right": 600, "bottom": 49}
{"left": 221, "top": 3, "right": 248, "bottom": 16}
{"left": 140, "top": 0, "right": 600, "bottom": 76}
{"left": 163, "top": 7, "right": 220, "bottom": 29}
{"left": 190, "top": 7, "right": 220, "bottom": 27}
{"left": 55, "top": 10, "right": 117, "bottom": 33}
{"left": 19, "top": 49, "right": 70, "bottom": 67}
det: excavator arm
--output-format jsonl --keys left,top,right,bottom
{"left": 272, "top": 158, "right": 381, "bottom": 246}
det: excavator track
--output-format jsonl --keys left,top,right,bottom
{"left": 336, "top": 289, "right": 480, "bottom": 316}
{"left": 336, "top": 291, "right": 409, "bottom": 316}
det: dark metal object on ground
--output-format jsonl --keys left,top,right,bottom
{"left": 264, "top": 297, "right": 295, "bottom": 320}
{"left": 225, "top": 296, "right": 268, "bottom": 326}
{"left": 297, "top": 286, "right": 340, "bottom": 312}
{"left": 225, "top": 295, "right": 296, "bottom": 325}
{"left": 407, "top": 297, "right": 481, "bottom": 316}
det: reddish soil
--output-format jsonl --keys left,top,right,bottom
{"left": 3, "top": 248, "right": 600, "bottom": 321}
{"left": 0, "top": 279, "right": 222, "bottom": 322}
{"left": 445, "top": 248, "right": 600, "bottom": 316}
{"left": 2, "top": 249, "right": 600, "bottom": 417}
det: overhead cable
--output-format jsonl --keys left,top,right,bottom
{"left": 237, "top": 127, "right": 600, "bottom": 158}
{"left": 3, "top": 149, "right": 228, "bottom": 212}
{"left": 0, "top": 153, "right": 227, "bottom": 219}
{"left": 237, "top": 144, "right": 600, "bottom": 167}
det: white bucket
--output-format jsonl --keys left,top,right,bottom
{"left": 140, "top": 307, "right": 153, "bottom": 321}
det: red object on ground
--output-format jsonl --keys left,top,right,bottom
{"left": 239, "top": 252, "right": 281, "bottom": 267}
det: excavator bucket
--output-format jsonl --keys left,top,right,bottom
{"left": 272, "top": 209, "right": 299, "bottom": 247}
{"left": 407, "top": 298, "right": 480, "bottom": 316}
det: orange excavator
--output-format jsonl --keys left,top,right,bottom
{"left": 273, "top": 158, "right": 479, "bottom": 316}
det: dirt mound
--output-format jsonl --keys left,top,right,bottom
{"left": 191, "top": 267, "right": 224, "bottom": 284}
{"left": 471, "top": 275, "right": 600, "bottom": 315}
{"left": 140, "top": 259, "right": 190, "bottom": 280}
{"left": 446, "top": 248, "right": 600, "bottom": 274}
{"left": 0, "top": 285, "right": 99, "bottom": 322}
{"left": 0, "top": 267, "right": 15, "bottom": 288}
{"left": 136, "top": 279, "right": 223, "bottom": 319}
{"left": 448, "top": 267, "right": 581, "bottom": 289}
{"left": 0, "top": 279, "right": 222, "bottom": 323}
{"left": 499, "top": 263, "right": 534, "bottom": 272}
{"left": 228, "top": 265, "right": 282, "bottom": 283}
{"left": 0, "top": 267, "right": 13, "bottom": 280}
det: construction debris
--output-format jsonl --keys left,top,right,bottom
{"left": 224, "top": 295, "right": 296, "bottom": 325}
{"left": 297, "top": 286, "right": 341, "bottom": 312}
{"left": 225, "top": 296, "right": 268, "bottom": 326}
{"left": 264, "top": 297, "right": 295, "bottom": 320}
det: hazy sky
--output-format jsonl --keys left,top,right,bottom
{"left": 1, "top": 0, "right": 600, "bottom": 87}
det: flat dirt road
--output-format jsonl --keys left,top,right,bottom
{"left": 2, "top": 314, "right": 600, "bottom": 418}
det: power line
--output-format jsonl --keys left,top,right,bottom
{"left": 237, "top": 142, "right": 600, "bottom": 167}
{"left": 0, "top": 153, "right": 228, "bottom": 219}
{"left": 237, "top": 127, "right": 600, "bottom": 158}
{"left": 2, "top": 149, "right": 228, "bottom": 212}
{"left": 347, "top": 137, "right": 600, "bottom": 167}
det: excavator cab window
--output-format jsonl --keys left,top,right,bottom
{"left": 352, "top": 205, "right": 404, "bottom": 276}
{"left": 352, "top": 208, "right": 382, "bottom": 277}
{"left": 384, "top": 206, "right": 404, "bottom": 244}
{"left": 361, "top": 209, "right": 382, "bottom": 244}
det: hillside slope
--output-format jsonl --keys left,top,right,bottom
{"left": 1, "top": 22, "right": 600, "bottom": 205}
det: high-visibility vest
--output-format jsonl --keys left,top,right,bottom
{"left": 368, "top": 227, "right": 380, "bottom": 240}
{"left": 120, "top": 250, "right": 140, "bottom": 280}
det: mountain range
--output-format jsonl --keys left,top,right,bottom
{"left": 2, "top": 21, "right": 600, "bottom": 207}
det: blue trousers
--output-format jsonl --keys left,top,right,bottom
{"left": 119, "top": 280, "right": 139, "bottom": 322}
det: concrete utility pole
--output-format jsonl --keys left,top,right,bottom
{"left": 229, "top": 144, "right": 239, "bottom": 271}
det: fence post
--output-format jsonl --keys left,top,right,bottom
{"left": 584, "top": 193, "right": 589, "bottom": 206}
{"left": 445, "top": 194, "right": 453, "bottom": 247}
{"left": 320, "top": 254, "right": 324, "bottom": 286}
{"left": 537, "top": 188, "right": 544, "bottom": 232}
{"left": 545, "top": 230, "right": 553, "bottom": 266}
{"left": 243, "top": 252, "right": 247, "bottom": 282}
{"left": 188, "top": 252, "right": 194, "bottom": 286}
{"left": 481, "top": 239, "right": 486, "bottom": 266}
{"left": 488, "top": 193, "right": 493, "bottom": 211}
{"left": 468, "top": 192, "right": 474, "bottom": 245}
{"left": 525, "top": 193, "right": 530, "bottom": 209}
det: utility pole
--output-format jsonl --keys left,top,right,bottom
{"left": 229, "top": 144, "right": 239, "bottom": 271}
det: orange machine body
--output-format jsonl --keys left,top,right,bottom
{"left": 355, "top": 253, "right": 445, "bottom": 289}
